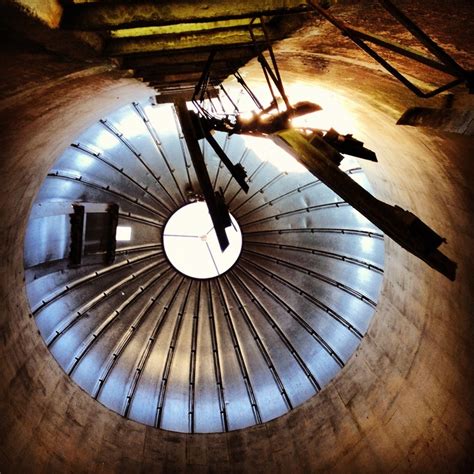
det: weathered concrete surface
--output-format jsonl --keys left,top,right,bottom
{"left": 4, "top": 0, "right": 63, "bottom": 29}
{"left": 0, "top": 3, "right": 103, "bottom": 59}
{"left": 61, "top": 1, "right": 307, "bottom": 31}
{"left": 1, "top": 3, "right": 474, "bottom": 472}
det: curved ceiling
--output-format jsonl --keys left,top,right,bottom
{"left": 24, "top": 98, "right": 384, "bottom": 433}
{"left": 1, "top": 0, "right": 473, "bottom": 470}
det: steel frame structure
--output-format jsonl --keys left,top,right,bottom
{"left": 306, "top": 0, "right": 473, "bottom": 98}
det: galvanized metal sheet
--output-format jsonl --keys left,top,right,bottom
{"left": 24, "top": 99, "right": 384, "bottom": 433}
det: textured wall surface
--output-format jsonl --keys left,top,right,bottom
{"left": 1, "top": 14, "right": 473, "bottom": 473}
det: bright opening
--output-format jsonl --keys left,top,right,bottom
{"left": 163, "top": 202, "right": 242, "bottom": 279}
{"left": 116, "top": 226, "right": 132, "bottom": 241}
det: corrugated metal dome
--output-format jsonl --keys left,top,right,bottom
{"left": 24, "top": 97, "right": 384, "bottom": 433}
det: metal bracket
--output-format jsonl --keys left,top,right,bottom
{"left": 175, "top": 99, "right": 231, "bottom": 251}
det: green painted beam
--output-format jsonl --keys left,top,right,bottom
{"left": 105, "top": 27, "right": 268, "bottom": 56}
{"left": 61, "top": 1, "right": 309, "bottom": 31}
{"left": 105, "top": 14, "right": 306, "bottom": 57}
{"left": 109, "top": 18, "right": 260, "bottom": 38}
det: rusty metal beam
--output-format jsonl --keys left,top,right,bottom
{"left": 155, "top": 87, "right": 197, "bottom": 98}
{"left": 378, "top": 0, "right": 470, "bottom": 81}
{"left": 345, "top": 27, "right": 457, "bottom": 76}
{"left": 61, "top": 1, "right": 309, "bottom": 31}
{"left": 202, "top": 127, "right": 249, "bottom": 192}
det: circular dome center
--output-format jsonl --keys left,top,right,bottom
{"left": 24, "top": 100, "right": 384, "bottom": 433}
{"left": 163, "top": 201, "right": 242, "bottom": 279}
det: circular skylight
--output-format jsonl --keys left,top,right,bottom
{"left": 163, "top": 201, "right": 242, "bottom": 279}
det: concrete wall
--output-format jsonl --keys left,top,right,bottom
{"left": 0, "top": 34, "right": 473, "bottom": 473}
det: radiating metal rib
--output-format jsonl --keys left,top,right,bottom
{"left": 72, "top": 142, "right": 173, "bottom": 214}
{"left": 188, "top": 280, "right": 201, "bottom": 433}
{"left": 235, "top": 168, "right": 361, "bottom": 220}
{"left": 229, "top": 155, "right": 363, "bottom": 215}
{"left": 237, "top": 262, "right": 349, "bottom": 367}
{"left": 118, "top": 212, "right": 163, "bottom": 229}
{"left": 231, "top": 267, "right": 321, "bottom": 392}
{"left": 243, "top": 248, "right": 377, "bottom": 307}
{"left": 100, "top": 118, "right": 180, "bottom": 208}
{"left": 116, "top": 243, "right": 162, "bottom": 255}
{"left": 240, "top": 201, "right": 348, "bottom": 228}
{"left": 67, "top": 267, "right": 174, "bottom": 376}
{"left": 92, "top": 272, "right": 180, "bottom": 400}
{"left": 46, "top": 172, "right": 167, "bottom": 220}
{"left": 230, "top": 171, "right": 287, "bottom": 215}
{"left": 223, "top": 273, "right": 292, "bottom": 410}
{"left": 206, "top": 280, "right": 228, "bottom": 432}
{"left": 25, "top": 100, "right": 386, "bottom": 433}
{"left": 244, "top": 240, "right": 383, "bottom": 274}
{"left": 171, "top": 104, "right": 193, "bottom": 190}
{"left": 245, "top": 227, "right": 384, "bottom": 239}
{"left": 239, "top": 257, "right": 362, "bottom": 343}
{"left": 237, "top": 178, "right": 322, "bottom": 219}
{"left": 132, "top": 102, "right": 186, "bottom": 205}
{"left": 155, "top": 279, "right": 193, "bottom": 428}
{"left": 215, "top": 278, "right": 262, "bottom": 425}
{"left": 122, "top": 275, "right": 186, "bottom": 418}
{"left": 46, "top": 259, "right": 168, "bottom": 347}
{"left": 32, "top": 251, "right": 163, "bottom": 315}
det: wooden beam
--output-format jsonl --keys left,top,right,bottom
{"left": 121, "top": 46, "right": 265, "bottom": 69}
{"left": 273, "top": 129, "right": 456, "bottom": 280}
{"left": 133, "top": 60, "right": 243, "bottom": 78}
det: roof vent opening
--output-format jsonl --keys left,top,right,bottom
{"left": 163, "top": 201, "right": 242, "bottom": 279}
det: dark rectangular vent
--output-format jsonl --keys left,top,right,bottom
{"left": 69, "top": 203, "right": 119, "bottom": 266}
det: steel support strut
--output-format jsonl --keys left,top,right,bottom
{"left": 191, "top": 52, "right": 249, "bottom": 193}
{"left": 175, "top": 99, "right": 231, "bottom": 251}
{"left": 202, "top": 130, "right": 249, "bottom": 192}
{"left": 249, "top": 17, "right": 291, "bottom": 110}
{"left": 273, "top": 130, "right": 456, "bottom": 280}
{"left": 306, "top": 0, "right": 473, "bottom": 97}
